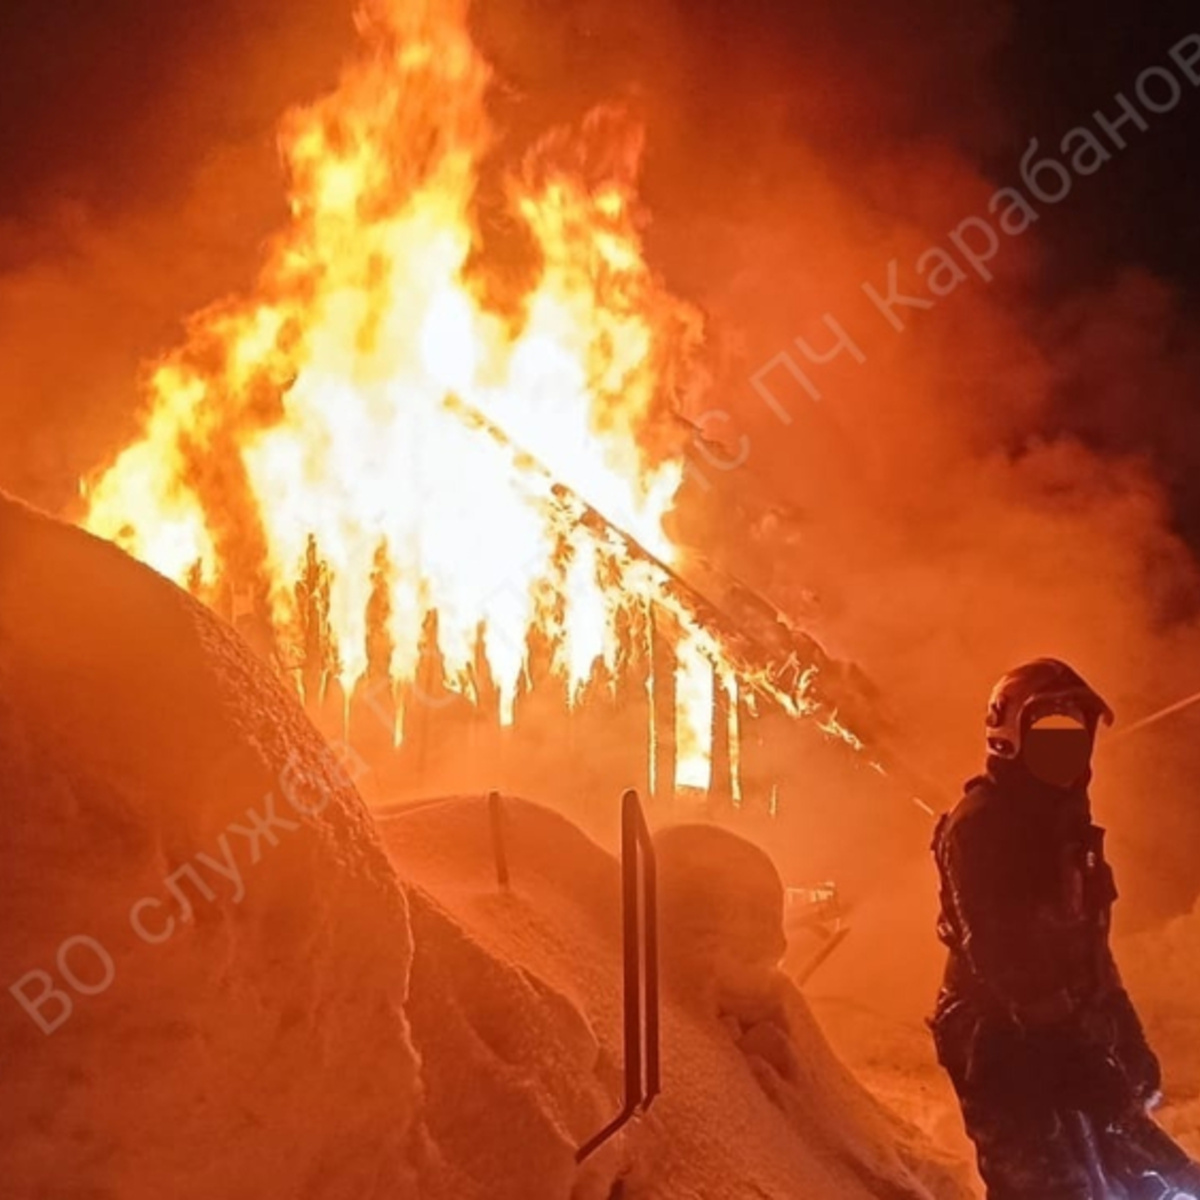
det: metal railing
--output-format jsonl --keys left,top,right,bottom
{"left": 576, "top": 787, "right": 661, "bottom": 1163}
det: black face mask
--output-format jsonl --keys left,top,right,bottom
{"left": 1020, "top": 728, "right": 1094, "bottom": 790}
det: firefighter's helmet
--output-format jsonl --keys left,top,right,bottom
{"left": 985, "top": 658, "right": 1114, "bottom": 759}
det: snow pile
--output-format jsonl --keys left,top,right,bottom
{"left": 388, "top": 806, "right": 968, "bottom": 1200}
{"left": 794, "top": 856, "right": 980, "bottom": 1196}
{"left": 1, "top": 494, "right": 968, "bottom": 1199}
{"left": 0, "top": 495, "right": 422, "bottom": 1199}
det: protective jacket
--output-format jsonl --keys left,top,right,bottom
{"left": 931, "top": 758, "right": 1160, "bottom": 1119}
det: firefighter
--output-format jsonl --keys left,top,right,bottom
{"left": 931, "top": 658, "right": 1200, "bottom": 1200}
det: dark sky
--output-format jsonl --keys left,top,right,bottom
{"left": 0, "top": 0, "right": 352, "bottom": 243}
{"left": 1, "top": 0, "right": 1198, "bottom": 533}
{"left": 1, "top": 0, "right": 1196, "bottom": 288}
{"left": 992, "top": 0, "right": 1200, "bottom": 296}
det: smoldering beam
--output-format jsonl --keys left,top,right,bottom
{"left": 441, "top": 391, "right": 947, "bottom": 815}
{"left": 442, "top": 395, "right": 829, "bottom": 713}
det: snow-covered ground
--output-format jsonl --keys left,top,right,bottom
{"left": 0, "top": 494, "right": 969, "bottom": 1199}
{"left": 382, "top": 797, "right": 969, "bottom": 1199}
{"left": 6, "top": 493, "right": 1192, "bottom": 1198}
{"left": 0, "top": 494, "right": 425, "bottom": 1198}
{"left": 801, "top": 853, "right": 1200, "bottom": 1198}
{"left": 795, "top": 856, "right": 981, "bottom": 1197}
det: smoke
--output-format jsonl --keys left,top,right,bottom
{"left": 465, "top": 0, "right": 1200, "bottom": 922}
{"left": 597, "top": 0, "right": 1200, "bottom": 923}
{"left": 0, "top": 0, "right": 356, "bottom": 511}
{"left": 2, "top": 0, "right": 1200, "bottom": 929}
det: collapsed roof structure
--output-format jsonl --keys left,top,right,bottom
{"left": 75, "top": 0, "right": 939, "bottom": 837}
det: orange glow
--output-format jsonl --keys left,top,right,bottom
{"left": 80, "top": 0, "right": 729, "bottom": 785}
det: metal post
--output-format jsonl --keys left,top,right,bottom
{"left": 488, "top": 790, "right": 511, "bottom": 891}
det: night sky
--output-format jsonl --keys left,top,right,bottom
{"left": 1, "top": 0, "right": 1198, "bottom": 530}
{"left": 2, "top": 2, "right": 1196, "bottom": 278}
{"left": 994, "top": 0, "right": 1200, "bottom": 294}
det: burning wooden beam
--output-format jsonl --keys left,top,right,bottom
{"left": 443, "top": 394, "right": 879, "bottom": 754}
{"left": 649, "top": 604, "right": 678, "bottom": 806}
{"left": 708, "top": 669, "right": 734, "bottom": 811}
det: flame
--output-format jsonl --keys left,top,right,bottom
{"left": 81, "top": 0, "right": 725, "bottom": 780}
{"left": 675, "top": 635, "right": 715, "bottom": 791}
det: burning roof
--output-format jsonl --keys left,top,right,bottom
{"left": 77, "top": 0, "right": 908, "bottom": 806}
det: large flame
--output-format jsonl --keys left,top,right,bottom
{"left": 82, "top": 0, "right": 720, "bottom": 777}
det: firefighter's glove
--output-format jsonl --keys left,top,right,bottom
{"left": 1083, "top": 993, "right": 1163, "bottom": 1108}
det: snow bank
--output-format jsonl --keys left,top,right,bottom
{"left": 387, "top": 803, "right": 969, "bottom": 1200}
{"left": 0, "top": 495, "right": 422, "bottom": 1199}
{"left": 1, "top": 494, "right": 969, "bottom": 1199}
